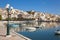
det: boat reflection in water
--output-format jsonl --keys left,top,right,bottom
{"left": 10, "top": 21, "right": 60, "bottom": 40}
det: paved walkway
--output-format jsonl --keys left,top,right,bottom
{"left": 0, "top": 21, "right": 29, "bottom": 40}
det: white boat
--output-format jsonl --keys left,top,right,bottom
{"left": 25, "top": 27, "right": 36, "bottom": 32}
{"left": 55, "top": 30, "right": 60, "bottom": 35}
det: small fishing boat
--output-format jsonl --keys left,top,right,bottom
{"left": 55, "top": 30, "right": 60, "bottom": 35}
{"left": 25, "top": 27, "right": 36, "bottom": 32}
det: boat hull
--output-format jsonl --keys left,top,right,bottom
{"left": 55, "top": 31, "right": 60, "bottom": 35}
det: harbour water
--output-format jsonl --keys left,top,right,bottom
{"left": 9, "top": 21, "right": 60, "bottom": 40}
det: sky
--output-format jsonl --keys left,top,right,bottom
{"left": 0, "top": 0, "right": 60, "bottom": 15}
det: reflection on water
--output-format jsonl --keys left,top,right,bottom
{"left": 0, "top": 21, "right": 60, "bottom": 40}
{"left": 10, "top": 22, "right": 60, "bottom": 32}
{"left": 9, "top": 21, "right": 60, "bottom": 40}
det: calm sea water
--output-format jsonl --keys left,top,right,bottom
{"left": 10, "top": 21, "right": 60, "bottom": 40}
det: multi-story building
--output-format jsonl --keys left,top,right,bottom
{"left": 0, "top": 5, "right": 60, "bottom": 21}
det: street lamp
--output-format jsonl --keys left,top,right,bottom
{"left": 6, "top": 4, "right": 10, "bottom": 35}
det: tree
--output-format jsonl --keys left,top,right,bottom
{"left": 5, "top": 17, "right": 11, "bottom": 21}
{"left": 57, "top": 18, "right": 60, "bottom": 21}
{"left": 27, "top": 11, "right": 35, "bottom": 15}
{"left": 11, "top": 17, "right": 17, "bottom": 21}
{"left": 0, "top": 15, "right": 2, "bottom": 20}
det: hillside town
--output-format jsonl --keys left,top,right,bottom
{"left": 0, "top": 4, "right": 60, "bottom": 21}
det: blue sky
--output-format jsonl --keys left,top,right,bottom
{"left": 0, "top": 0, "right": 60, "bottom": 15}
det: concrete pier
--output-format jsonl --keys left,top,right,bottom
{"left": 0, "top": 21, "right": 31, "bottom": 40}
